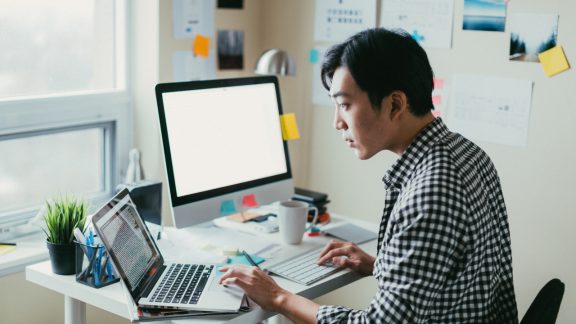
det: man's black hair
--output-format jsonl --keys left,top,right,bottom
{"left": 321, "top": 28, "right": 434, "bottom": 116}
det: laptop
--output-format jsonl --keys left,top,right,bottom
{"left": 91, "top": 188, "right": 244, "bottom": 312}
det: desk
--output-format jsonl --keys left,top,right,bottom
{"left": 0, "top": 232, "right": 47, "bottom": 278}
{"left": 26, "top": 215, "right": 377, "bottom": 323}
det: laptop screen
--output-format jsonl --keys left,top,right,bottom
{"left": 92, "top": 189, "right": 164, "bottom": 300}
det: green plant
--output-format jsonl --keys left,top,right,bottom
{"left": 43, "top": 195, "right": 88, "bottom": 244}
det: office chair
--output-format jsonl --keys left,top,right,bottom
{"left": 520, "top": 278, "right": 565, "bottom": 324}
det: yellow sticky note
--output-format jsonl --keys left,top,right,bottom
{"left": 280, "top": 113, "right": 300, "bottom": 140}
{"left": 193, "top": 35, "right": 210, "bottom": 57}
{"left": 0, "top": 245, "right": 16, "bottom": 255}
{"left": 538, "top": 46, "right": 570, "bottom": 77}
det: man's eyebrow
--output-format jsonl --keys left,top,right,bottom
{"left": 330, "top": 91, "right": 351, "bottom": 99}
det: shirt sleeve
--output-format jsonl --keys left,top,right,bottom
{"left": 317, "top": 172, "right": 469, "bottom": 323}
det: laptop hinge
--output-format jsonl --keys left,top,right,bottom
{"left": 140, "top": 264, "right": 167, "bottom": 299}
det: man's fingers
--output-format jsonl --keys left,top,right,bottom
{"left": 318, "top": 239, "right": 344, "bottom": 259}
{"left": 218, "top": 265, "right": 250, "bottom": 284}
{"left": 221, "top": 276, "right": 249, "bottom": 290}
{"left": 317, "top": 246, "right": 349, "bottom": 265}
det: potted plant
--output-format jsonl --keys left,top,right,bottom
{"left": 43, "top": 195, "right": 88, "bottom": 275}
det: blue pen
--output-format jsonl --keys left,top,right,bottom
{"left": 94, "top": 245, "right": 103, "bottom": 286}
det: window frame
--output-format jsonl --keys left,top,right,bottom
{"left": 0, "top": 0, "right": 132, "bottom": 233}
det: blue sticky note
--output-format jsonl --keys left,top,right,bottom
{"left": 227, "top": 254, "right": 265, "bottom": 266}
{"left": 220, "top": 200, "right": 237, "bottom": 216}
{"left": 309, "top": 49, "right": 319, "bottom": 64}
{"left": 215, "top": 254, "right": 265, "bottom": 278}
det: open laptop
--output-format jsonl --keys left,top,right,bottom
{"left": 91, "top": 188, "right": 244, "bottom": 312}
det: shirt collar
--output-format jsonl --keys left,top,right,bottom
{"left": 383, "top": 117, "right": 449, "bottom": 189}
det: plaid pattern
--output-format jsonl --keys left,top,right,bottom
{"left": 318, "top": 118, "right": 517, "bottom": 323}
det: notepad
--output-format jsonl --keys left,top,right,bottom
{"left": 324, "top": 223, "right": 377, "bottom": 244}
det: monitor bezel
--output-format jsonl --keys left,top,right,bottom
{"left": 155, "top": 76, "right": 293, "bottom": 208}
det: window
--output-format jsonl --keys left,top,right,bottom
{"left": 0, "top": 0, "right": 131, "bottom": 233}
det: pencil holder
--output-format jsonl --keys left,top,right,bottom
{"left": 75, "top": 241, "right": 119, "bottom": 288}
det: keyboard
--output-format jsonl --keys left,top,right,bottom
{"left": 265, "top": 247, "right": 341, "bottom": 285}
{"left": 150, "top": 264, "right": 213, "bottom": 305}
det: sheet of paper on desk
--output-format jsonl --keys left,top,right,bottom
{"left": 161, "top": 227, "right": 277, "bottom": 262}
{"left": 158, "top": 227, "right": 227, "bottom": 264}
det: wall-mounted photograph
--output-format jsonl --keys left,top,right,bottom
{"left": 509, "top": 13, "right": 559, "bottom": 62}
{"left": 217, "top": 30, "right": 244, "bottom": 70}
{"left": 463, "top": 0, "right": 507, "bottom": 32}
{"left": 217, "top": 0, "right": 243, "bottom": 9}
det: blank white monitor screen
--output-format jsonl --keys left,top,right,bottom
{"left": 156, "top": 76, "right": 293, "bottom": 227}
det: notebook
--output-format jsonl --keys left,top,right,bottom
{"left": 91, "top": 189, "right": 244, "bottom": 312}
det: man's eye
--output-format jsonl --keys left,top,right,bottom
{"left": 338, "top": 103, "right": 349, "bottom": 110}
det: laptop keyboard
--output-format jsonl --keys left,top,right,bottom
{"left": 265, "top": 247, "right": 341, "bottom": 286}
{"left": 150, "top": 264, "right": 213, "bottom": 305}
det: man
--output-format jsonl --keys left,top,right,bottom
{"left": 219, "top": 28, "right": 518, "bottom": 323}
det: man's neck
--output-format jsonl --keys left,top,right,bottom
{"left": 391, "top": 113, "right": 436, "bottom": 155}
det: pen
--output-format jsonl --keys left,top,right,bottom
{"left": 241, "top": 250, "right": 259, "bottom": 267}
{"left": 0, "top": 243, "right": 16, "bottom": 246}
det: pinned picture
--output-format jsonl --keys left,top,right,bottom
{"left": 217, "top": 30, "right": 244, "bottom": 70}
{"left": 218, "top": 0, "right": 243, "bottom": 9}
{"left": 509, "top": 13, "right": 559, "bottom": 63}
{"left": 463, "top": 0, "right": 506, "bottom": 32}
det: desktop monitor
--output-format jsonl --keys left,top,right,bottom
{"left": 155, "top": 76, "right": 294, "bottom": 228}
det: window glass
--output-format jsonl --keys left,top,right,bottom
{"left": 0, "top": 127, "right": 104, "bottom": 213}
{"left": 0, "top": 0, "right": 115, "bottom": 99}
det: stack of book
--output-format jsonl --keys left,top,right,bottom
{"left": 293, "top": 187, "right": 331, "bottom": 225}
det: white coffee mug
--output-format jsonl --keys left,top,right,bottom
{"left": 278, "top": 200, "right": 318, "bottom": 244}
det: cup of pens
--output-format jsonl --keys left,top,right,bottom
{"left": 74, "top": 238, "right": 119, "bottom": 288}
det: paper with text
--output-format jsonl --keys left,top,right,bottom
{"left": 379, "top": 0, "right": 454, "bottom": 49}
{"left": 314, "top": 0, "right": 377, "bottom": 43}
{"left": 447, "top": 74, "right": 533, "bottom": 147}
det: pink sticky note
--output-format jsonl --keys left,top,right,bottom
{"left": 432, "top": 95, "right": 442, "bottom": 105}
{"left": 433, "top": 78, "right": 444, "bottom": 89}
{"left": 242, "top": 194, "right": 258, "bottom": 208}
{"left": 432, "top": 110, "right": 442, "bottom": 118}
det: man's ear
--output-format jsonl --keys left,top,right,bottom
{"left": 389, "top": 91, "right": 408, "bottom": 120}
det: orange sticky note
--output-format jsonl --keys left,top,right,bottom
{"left": 538, "top": 46, "right": 570, "bottom": 77}
{"left": 193, "top": 35, "right": 210, "bottom": 57}
{"left": 280, "top": 113, "right": 300, "bottom": 140}
{"left": 242, "top": 194, "right": 258, "bottom": 208}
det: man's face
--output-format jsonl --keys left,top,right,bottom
{"left": 330, "top": 67, "right": 392, "bottom": 160}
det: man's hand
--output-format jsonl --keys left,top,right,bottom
{"left": 317, "top": 240, "right": 375, "bottom": 276}
{"left": 218, "top": 265, "right": 290, "bottom": 312}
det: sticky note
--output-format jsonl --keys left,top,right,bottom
{"left": 309, "top": 49, "right": 319, "bottom": 64}
{"left": 432, "top": 110, "right": 442, "bottom": 118}
{"left": 220, "top": 199, "right": 237, "bottom": 216}
{"left": 432, "top": 95, "right": 442, "bottom": 105}
{"left": 538, "top": 46, "right": 570, "bottom": 77}
{"left": 193, "top": 34, "right": 210, "bottom": 57}
{"left": 0, "top": 245, "right": 16, "bottom": 255}
{"left": 227, "top": 254, "right": 265, "bottom": 266}
{"left": 242, "top": 193, "right": 258, "bottom": 208}
{"left": 280, "top": 113, "right": 300, "bottom": 140}
{"left": 433, "top": 78, "right": 444, "bottom": 89}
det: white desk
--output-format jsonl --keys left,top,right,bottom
{"left": 26, "top": 215, "right": 377, "bottom": 323}
{"left": 0, "top": 232, "right": 48, "bottom": 278}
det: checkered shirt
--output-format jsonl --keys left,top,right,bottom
{"left": 317, "top": 118, "right": 518, "bottom": 323}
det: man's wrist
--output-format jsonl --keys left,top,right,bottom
{"left": 272, "top": 288, "right": 292, "bottom": 313}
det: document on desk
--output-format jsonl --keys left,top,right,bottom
{"left": 161, "top": 226, "right": 277, "bottom": 263}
